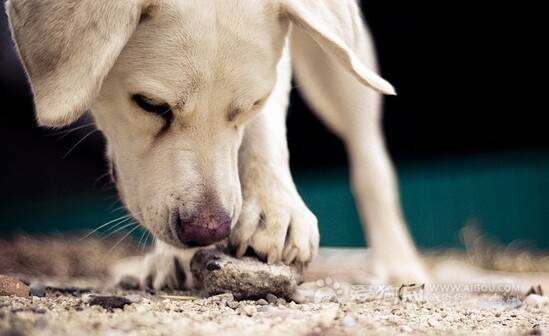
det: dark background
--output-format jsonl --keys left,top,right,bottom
{"left": 1, "top": 1, "right": 547, "bottom": 247}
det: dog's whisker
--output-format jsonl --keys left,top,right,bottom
{"left": 93, "top": 172, "right": 112, "bottom": 187}
{"left": 62, "top": 129, "right": 99, "bottom": 159}
{"left": 107, "top": 200, "right": 122, "bottom": 211}
{"left": 159, "top": 106, "right": 172, "bottom": 117}
{"left": 101, "top": 218, "right": 135, "bottom": 236}
{"left": 102, "top": 221, "right": 137, "bottom": 239}
{"left": 146, "top": 232, "right": 153, "bottom": 251}
{"left": 137, "top": 228, "right": 148, "bottom": 251}
{"left": 78, "top": 214, "right": 133, "bottom": 241}
{"left": 110, "top": 205, "right": 127, "bottom": 213}
{"left": 140, "top": 233, "right": 147, "bottom": 252}
{"left": 100, "top": 212, "right": 142, "bottom": 236}
{"left": 100, "top": 183, "right": 117, "bottom": 192}
{"left": 105, "top": 194, "right": 121, "bottom": 203}
{"left": 142, "top": 231, "right": 153, "bottom": 252}
{"left": 107, "top": 223, "right": 140, "bottom": 254}
{"left": 47, "top": 122, "right": 95, "bottom": 138}
{"left": 56, "top": 126, "right": 95, "bottom": 141}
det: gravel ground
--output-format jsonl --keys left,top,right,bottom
{"left": 1, "top": 279, "right": 548, "bottom": 336}
{"left": 1, "top": 236, "right": 548, "bottom": 335}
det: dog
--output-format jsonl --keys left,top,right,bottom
{"left": 6, "top": 0, "right": 427, "bottom": 288}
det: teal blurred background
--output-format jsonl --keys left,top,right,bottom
{"left": 2, "top": 151, "right": 548, "bottom": 249}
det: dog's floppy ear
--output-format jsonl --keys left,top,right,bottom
{"left": 281, "top": 0, "right": 395, "bottom": 95}
{"left": 6, "top": 0, "right": 157, "bottom": 127}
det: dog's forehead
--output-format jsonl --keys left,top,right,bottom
{"left": 165, "top": 0, "right": 283, "bottom": 64}
{"left": 116, "top": 0, "right": 284, "bottom": 100}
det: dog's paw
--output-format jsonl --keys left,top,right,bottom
{"left": 230, "top": 186, "right": 320, "bottom": 265}
{"left": 139, "top": 247, "right": 196, "bottom": 290}
{"left": 111, "top": 243, "right": 197, "bottom": 291}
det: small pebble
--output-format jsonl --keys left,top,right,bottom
{"left": 276, "top": 298, "right": 287, "bottom": 305}
{"left": 88, "top": 295, "right": 133, "bottom": 311}
{"left": 530, "top": 325, "right": 543, "bottom": 336}
{"left": 427, "top": 318, "right": 439, "bottom": 327}
{"left": 240, "top": 305, "right": 257, "bottom": 317}
{"left": 46, "top": 286, "right": 90, "bottom": 297}
{"left": 30, "top": 282, "right": 46, "bottom": 297}
{"left": 227, "top": 301, "right": 240, "bottom": 309}
{"left": 256, "top": 299, "right": 268, "bottom": 306}
{"left": 266, "top": 293, "right": 278, "bottom": 304}
{"left": 210, "top": 293, "right": 234, "bottom": 302}
{"left": 0, "top": 274, "right": 30, "bottom": 297}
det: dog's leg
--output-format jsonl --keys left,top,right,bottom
{"left": 112, "top": 240, "right": 198, "bottom": 290}
{"left": 291, "top": 26, "right": 428, "bottom": 283}
{"left": 230, "top": 49, "right": 320, "bottom": 265}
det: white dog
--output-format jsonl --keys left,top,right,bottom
{"left": 7, "top": 0, "right": 427, "bottom": 288}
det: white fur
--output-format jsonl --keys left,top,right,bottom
{"left": 7, "top": 0, "right": 426, "bottom": 287}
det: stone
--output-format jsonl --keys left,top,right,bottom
{"left": 276, "top": 298, "right": 287, "bottom": 305}
{"left": 227, "top": 301, "right": 240, "bottom": 309}
{"left": 427, "top": 318, "right": 440, "bottom": 328}
{"left": 0, "top": 275, "right": 30, "bottom": 297}
{"left": 45, "top": 286, "right": 90, "bottom": 297}
{"left": 209, "top": 293, "right": 234, "bottom": 302}
{"left": 190, "top": 248, "right": 301, "bottom": 300}
{"left": 88, "top": 295, "right": 133, "bottom": 311}
{"left": 30, "top": 282, "right": 46, "bottom": 297}
{"left": 266, "top": 293, "right": 278, "bottom": 304}
{"left": 240, "top": 305, "right": 257, "bottom": 317}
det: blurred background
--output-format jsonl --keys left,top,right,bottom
{"left": 0, "top": 1, "right": 547, "bottom": 249}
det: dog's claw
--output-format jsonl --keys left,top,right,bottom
{"left": 236, "top": 243, "right": 248, "bottom": 258}
{"left": 283, "top": 247, "right": 298, "bottom": 264}
{"left": 267, "top": 247, "right": 279, "bottom": 265}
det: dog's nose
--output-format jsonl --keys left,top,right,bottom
{"left": 172, "top": 208, "right": 231, "bottom": 246}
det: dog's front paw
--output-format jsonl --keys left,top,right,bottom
{"left": 230, "top": 186, "right": 320, "bottom": 265}
{"left": 111, "top": 242, "right": 197, "bottom": 291}
{"left": 139, "top": 247, "right": 196, "bottom": 290}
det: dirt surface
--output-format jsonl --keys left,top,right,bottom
{"left": 1, "top": 279, "right": 548, "bottom": 336}
{"left": 1, "top": 235, "right": 548, "bottom": 335}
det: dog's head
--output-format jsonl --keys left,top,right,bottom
{"left": 7, "top": 0, "right": 394, "bottom": 247}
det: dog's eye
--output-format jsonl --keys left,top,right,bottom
{"left": 132, "top": 94, "right": 172, "bottom": 119}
